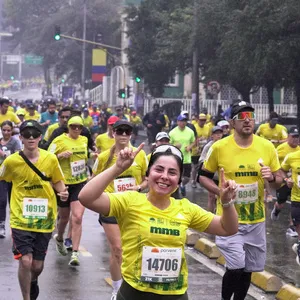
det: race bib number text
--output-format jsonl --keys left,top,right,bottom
{"left": 23, "top": 198, "right": 48, "bottom": 219}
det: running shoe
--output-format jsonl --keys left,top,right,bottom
{"left": 53, "top": 234, "right": 68, "bottom": 256}
{"left": 292, "top": 243, "right": 300, "bottom": 266}
{"left": 286, "top": 227, "right": 298, "bottom": 237}
{"left": 110, "top": 292, "right": 117, "bottom": 300}
{"left": 64, "top": 238, "right": 73, "bottom": 251}
{"left": 0, "top": 222, "right": 5, "bottom": 238}
{"left": 270, "top": 207, "right": 280, "bottom": 221}
{"left": 191, "top": 181, "right": 197, "bottom": 188}
{"left": 69, "top": 251, "right": 80, "bottom": 266}
{"left": 30, "top": 279, "right": 39, "bottom": 300}
{"left": 180, "top": 184, "right": 186, "bottom": 197}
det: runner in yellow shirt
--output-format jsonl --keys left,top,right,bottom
{"left": 0, "top": 120, "right": 68, "bottom": 300}
{"left": 82, "top": 107, "right": 93, "bottom": 129}
{"left": 95, "top": 115, "right": 119, "bottom": 153}
{"left": 0, "top": 98, "right": 20, "bottom": 125}
{"left": 129, "top": 111, "right": 142, "bottom": 146}
{"left": 92, "top": 120, "right": 148, "bottom": 299}
{"left": 49, "top": 116, "right": 88, "bottom": 266}
{"left": 24, "top": 103, "right": 40, "bottom": 121}
{"left": 256, "top": 112, "right": 288, "bottom": 148}
{"left": 79, "top": 144, "right": 238, "bottom": 299}
{"left": 271, "top": 127, "right": 300, "bottom": 237}
{"left": 199, "top": 101, "right": 281, "bottom": 300}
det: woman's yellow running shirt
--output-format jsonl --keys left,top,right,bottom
{"left": 107, "top": 191, "right": 214, "bottom": 295}
{"left": 93, "top": 147, "right": 148, "bottom": 192}
{"left": 281, "top": 150, "right": 300, "bottom": 202}
{"left": 0, "top": 149, "right": 64, "bottom": 232}
{"left": 44, "top": 123, "right": 59, "bottom": 141}
{"left": 204, "top": 135, "right": 280, "bottom": 224}
{"left": 95, "top": 133, "right": 115, "bottom": 153}
{"left": 48, "top": 133, "right": 88, "bottom": 185}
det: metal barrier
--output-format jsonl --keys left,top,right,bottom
{"left": 144, "top": 98, "right": 297, "bottom": 123}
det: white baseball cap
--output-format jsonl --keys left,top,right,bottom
{"left": 217, "top": 120, "right": 230, "bottom": 127}
{"left": 156, "top": 132, "right": 170, "bottom": 141}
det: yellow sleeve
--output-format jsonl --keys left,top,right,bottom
{"left": 50, "top": 155, "right": 65, "bottom": 183}
{"left": 12, "top": 113, "right": 20, "bottom": 124}
{"left": 203, "top": 143, "right": 218, "bottom": 173}
{"left": 44, "top": 128, "right": 50, "bottom": 141}
{"left": 189, "top": 202, "right": 215, "bottom": 232}
{"left": 281, "top": 127, "right": 288, "bottom": 139}
{"left": 281, "top": 154, "right": 291, "bottom": 172}
{"left": 0, "top": 157, "right": 12, "bottom": 181}
{"left": 256, "top": 124, "right": 262, "bottom": 135}
{"left": 48, "top": 138, "right": 62, "bottom": 155}
{"left": 92, "top": 155, "right": 104, "bottom": 175}
{"left": 95, "top": 136, "right": 101, "bottom": 150}
{"left": 107, "top": 191, "right": 133, "bottom": 219}
{"left": 139, "top": 150, "right": 148, "bottom": 176}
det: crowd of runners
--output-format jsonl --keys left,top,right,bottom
{"left": 0, "top": 96, "right": 299, "bottom": 300}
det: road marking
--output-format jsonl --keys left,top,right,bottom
{"left": 79, "top": 245, "right": 93, "bottom": 257}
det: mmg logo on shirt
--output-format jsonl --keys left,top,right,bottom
{"left": 235, "top": 171, "right": 258, "bottom": 177}
{"left": 150, "top": 226, "right": 180, "bottom": 236}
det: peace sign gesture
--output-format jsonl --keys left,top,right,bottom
{"left": 116, "top": 143, "right": 145, "bottom": 172}
{"left": 219, "top": 168, "right": 237, "bottom": 205}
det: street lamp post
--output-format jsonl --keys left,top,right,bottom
{"left": 0, "top": 32, "right": 13, "bottom": 79}
{"left": 81, "top": 0, "right": 87, "bottom": 100}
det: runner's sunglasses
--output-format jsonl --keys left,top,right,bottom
{"left": 114, "top": 127, "right": 132, "bottom": 136}
{"left": 232, "top": 111, "right": 255, "bottom": 120}
{"left": 69, "top": 124, "right": 83, "bottom": 130}
{"left": 21, "top": 129, "right": 41, "bottom": 139}
{"left": 152, "top": 144, "right": 183, "bottom": 161}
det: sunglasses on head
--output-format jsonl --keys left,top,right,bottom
{"left": 152, "top": 144, "right": 183, "bottom": 161}
{"left": 21, "top": 129, "right": 41, "bottom": 139}
{"left": 115, "top": 127, "right": 132, "bottom": 136}
{"left": 69, "top": 124, "right": 83, "bottom": 130}
{"left": 232, "top": 111, "right": 255, "bottom": 120}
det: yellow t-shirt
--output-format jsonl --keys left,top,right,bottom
{"left": 0, "top": 149, "right": 64, "bottom": 233}
{"left": 8, "top": 106, "right": 14, "bottom": 112}
{"left": 192, "top": 123, "right": 210, "bottom": 156}
{"left": 82, "top": 115, "right": 93, "bottom": 128}
{"left": 203, "top": 134, "right": 280, "bottom": 224}
{"left": 48, "top": 134, "right": 88, "bottom": 184}
{"left": 24, "top": 111, "right": 40, "bottom": 121}
{"left": 256, "top": 123, "right": 288, "bottom": 147}
{"left": 93, "top": 147, "right": 148, "bottom": 192}
{"left": 44, "top": 123, "right": 59, "bottom": 141}
{"left": 0, "top": 111, "right": 20, "bottom": 125}
{"left": 107, "top": 191, "right": 214, "bottom": 295}
{"left": 276, "top": 142, "right": 300, "bottom": 165}
{"left": 130, "top": 115, "right": 142, "bottom": 125}
{"left": 281, "top": 150, "right": 300, "bottom": 202}
{"left": 95, "top": 133, "right": 115, "bottom": 153}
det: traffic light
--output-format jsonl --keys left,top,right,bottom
{"left": 126, "top": 85, "right": 132, "bottom": 98}
{"left": 135, "top": 76, "right": 141, "bottom": 83}
{"left": 54, "top": 26, "right": 61, "bottom": 41}
{"left": 61, "top": 78, "right": 65, "bottom": 83}
{"left": 118, "top": 88, "right": 126, "bottom": 99}
{"left": 10, "top": 75, "right": 14, "bottom": 80}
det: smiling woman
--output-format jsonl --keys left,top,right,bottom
{"left": 79, "top": 144, "right": 239, "bottom": 300}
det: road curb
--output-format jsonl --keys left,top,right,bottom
{"left": 185, "top": 229, "right": 200, "bottom": 246}
{"left": 275, "top": 284, "right": 300, "bottom": 300}
{"left": 251, "top": 271, "right": 282, "bottom": 292}
{"left": 194, "top": 237, "right": 221, "bottom": 258}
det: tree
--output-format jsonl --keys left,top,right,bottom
{"left": 3, "top": 0, "right": 122, "bottom": 94}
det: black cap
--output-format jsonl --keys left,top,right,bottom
{"left": 231, "top": 101, "right": 254, "bottom": 118}
{"left": 20, "top": 120, "right": 43, "bottom": 134}
{"left": 288, "top": 126, "right": 299, "bottom": 136}
{"left": 113, "top": 120, "right": 133, "bottom": 129}
{"left": 27, "top": 103, "right": 34, "bottom": 109}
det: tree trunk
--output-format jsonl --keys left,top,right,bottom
{"left": 266, "top": 81, "right": 274, "bottom": 113}
{"left": 295, "top": 80, "right": 300, "bottom": 131}
{"left": 43, "top": 61, "right": 52, "bottom": 96}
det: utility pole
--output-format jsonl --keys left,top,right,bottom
{"left": 81, "top": 0, "right": 87, "bottom": 100}
{"left": 192, "top": 0, "right": 200, "bottom": 115}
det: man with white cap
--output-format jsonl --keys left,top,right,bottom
{"left": 217, "top": 120, "right": 231, "bottom": 137}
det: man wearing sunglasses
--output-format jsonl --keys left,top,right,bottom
{"left": 199, "top": 101, "right": 281, "bottom": 300}
{"left": 0, "top": 120, "right": 68, "bottom": 300}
